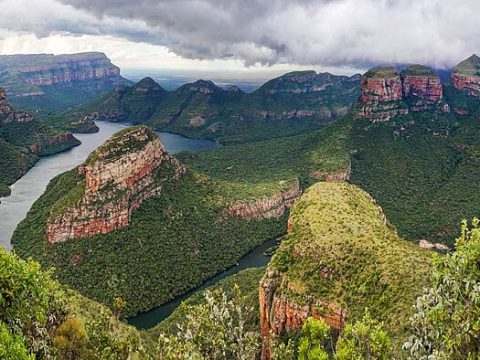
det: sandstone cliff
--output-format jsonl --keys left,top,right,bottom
{"left": 0, "top": 52, "right": 131, "bottom": 115}
{"left": 0, "top": 52, "right": 125, "bottom": 95}
{"left": 357, "top": 65, "right": 446, "bottom": 121}
{"left": 259, "top": 182, "right": 432, "bottom": 359}
{"left": 46, "top": 126, "right": 186, "bottom": 243}
{"left": 224, "top": 181, "right": 302, "bottom": 221}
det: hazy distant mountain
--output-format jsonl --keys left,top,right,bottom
{"left": 0, "top": 52, "right": 131, "bottom": 115}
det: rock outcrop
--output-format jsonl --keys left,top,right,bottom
{"left": 46, "top": 126, "right": 186, "bottom": 243}
{"left": 259, "top": 182, "right": 432, "bottom": 359}
{"left": 451, "top": 54, "right": 480, "bottom": 98}
{"left": 259, "top": 269, "right": 347, "bottom": 359}
{"left": 357, "top": 65, "right": 445, "bottom": 121}
{"left": 0, "top": 52, "right": 123, "bottom": 94}
{"left": 224, "top": 181, "right": 301, "bottom": 221}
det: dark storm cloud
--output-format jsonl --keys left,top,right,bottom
{"left": 1, "top": 0, "right": 480, "bottom": 68}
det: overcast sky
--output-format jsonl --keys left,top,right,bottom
{"left": 0, "top": 0, "right": 479, "bottom": 75}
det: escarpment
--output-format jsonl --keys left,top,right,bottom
{"left": 224, "top": 181, "right": 302, "bottom": 220}
{"left": 46, "top": 126, "right": 186, "bottom": 243}
{"left": 357, "top": 65, "right": 446, "bottom": 121}
{"left": 0, "top": 52, "right": 125, "bottom": 95}
{"left": 259, "top": 182, "right": 431, "bottom": 359}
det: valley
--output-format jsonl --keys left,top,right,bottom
{"left": 0, "top": 121, "right": 220, "bottom": 248}
{"left": 2, "top": 48, "right": 480, "bottom": 359}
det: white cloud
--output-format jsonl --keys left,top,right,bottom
{"left": 0, "top": 0, "right": 478, "bottom": 71}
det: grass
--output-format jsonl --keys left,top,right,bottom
{"left": 268, "top": 182, "right": 432, "bottom": 345}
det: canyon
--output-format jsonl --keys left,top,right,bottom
{"left": 46, "top": 126, "right": 186, "bottom": 243}
{"left": 0, "top": 52, "right": 131, "bottom": 115}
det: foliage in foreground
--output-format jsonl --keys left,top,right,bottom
{"left": 270, "top": 313, "right": 392, "bottom": 360}
{"left": 0, "top": 247, "right": 153, "bottom": 359}
{"left": 404, "top": 219, "right": 480, "bottom": 359}
{"left": 157, "top": 287, "right": 260, "bottom": 360}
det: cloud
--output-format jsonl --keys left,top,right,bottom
{"left": 0, "top": 0, "right": 479, "bottom": 69}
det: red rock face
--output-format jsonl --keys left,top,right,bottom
{"left": 360, "top": 76, "right": 403, "bottom": 104}
{"left": 259, "top": 269, "right": 347, "bottom": 359}
{"left": 223, "top": 181, "right": 301, "bottom": 221}
{"left": 357, "top": 66, "right": 445, "bottom": 121}
{"left": 452, "top": 73, "right": 480, "bottom": 97}
{"left": 402, "top": 75, "right": 443, "bottom": 101}
{"left": 46, "top": 127, "right": 186, "bottom": 243}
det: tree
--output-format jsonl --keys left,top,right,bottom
{"left": 0, "top": 248, "right": 63, "bottom": 358}
{"left": 335, "top": 311, "right": 391, "bottom": 360}
{"left": 403, "top": 219, "right": 480, "bottom": 359}
{"left": 298, "top": 317, "right": 331, "bottom": 360}
{"left": 53, "top": 317, "right": 87, "bottom": 360}
{"left": 157, "top": 286, "right": 260, "bottom": 359}
{"left": 0, "top": 321, "right": 33, "bottom": 360}
{"left": 112, "top": 297, "right": 127, "bottom": 320}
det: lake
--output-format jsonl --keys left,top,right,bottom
{"left": 0, "top": 121, "right": 220, "bottom": 249}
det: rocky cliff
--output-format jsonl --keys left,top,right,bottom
{"left": 0, "top": 52, "right": 130, "bottom": 114}
{"left": 46, "top": 126, "right": 186, "bottom": 243}
{"left": 259, "top": 182, "right": 432, "bottom": 359}
{"left": 224, "top": 181, "right": 301, "bottom": 220}
{"left": 0, "top": 52, "right": 123, "bottom": 94}
{"left": 357, "top": 65, "right": 446, "bottom": 121}
{"left": 451, "top": 54, "right": 480, "bottom": 98}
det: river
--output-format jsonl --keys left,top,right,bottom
{"left": 0, "top": 121, "right": 274, "bottom": 329}
{"left": 128, "top": 237, "right": 279, "bottom": 329}
{"left": 0, "top": 121, "right": 220, "bottom": 249}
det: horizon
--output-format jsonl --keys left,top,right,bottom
{"left": 1, "top": 0, "right": 479, "bottom": 76}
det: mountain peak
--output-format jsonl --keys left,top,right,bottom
{"left": 133, "top": 77, "right": 163, "bottom": 92}
{"left": 47, "top": 126, "right": 186, "bottom": 243}
{"left": 453, "top": 54, "right": 480, "bottom": 75}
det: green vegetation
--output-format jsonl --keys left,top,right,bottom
{"left": 0, "top": 247, "right": 154, "bottom": 359}
{"left": 363, "top": 67, "right": 398, "bottom": 79}
{"left": 0, "top": 91, "right": 80, "bottom": 196}
{"left": 150, "top": 267, "right": 265, "bottom": 338}
{"left": 59, "top": 71, "right": 360, "bottom": 144}
{"left": 349, "top": 111, "right": 480, "bottom": 244}
{"left": 401, "top": 64, "right": 437, "bottom": 77}
{"left": 404, "top": 218, "right": 480, "bottom": 359}
{"left": 178, "top": 119, "right": 351, "bottom": 197}
{"left": 156, "top": 288, "right": 260, "bottom": 359}
{"left": 0, "top": 138, "right": 37, "bottom": 196}
{"left": 269, "top": 182, "right": 432, "bottom": 343}
{"left": 12, "top": 167, "right": 286, "bottom": 318}
{"left": 452, "top": 54, "right": 480, "bottom": 76}
{"left": 0, "top": 117, "right": 80, "bottom": 156}
{"left": 276, "top": 313, "right": 392, "bottom": 360}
